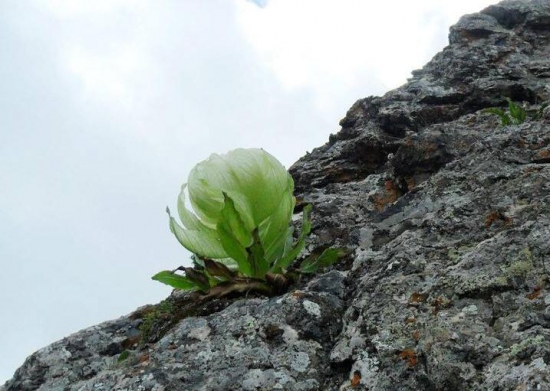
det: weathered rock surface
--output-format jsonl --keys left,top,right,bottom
{"left": 3, "top": 0, "right": 550, "bottom": 390}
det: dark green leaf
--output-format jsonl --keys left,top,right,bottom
{"left": 507, "top": 98, "right": 526, "bottom": 124}
{"left": 118, "top": 351, "right": 130, "bottom": 363}
{"left": 184, "top": 267, "right": 210, "bottom": 292}
{"left": 300, "top": 248, "right": 347, "bottom": 274}
{"left": 152, "top": 270, "right": 198, "bottom": 291}
{"left": 203, "top": 258, "right": 235, "bottom": 281}
{"left": 271, "top": 204, "right": 312, "bottom": 273}
{"left": 217, "top": 194, "right": 252, "bottom": 276}
{"left": 482, "top": 107, "right": 511, "bottom": 126}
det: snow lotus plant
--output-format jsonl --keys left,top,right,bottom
{"left": 152, "top": 148, "right": 343, "bottom": 298}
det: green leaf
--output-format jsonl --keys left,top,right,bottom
{"left": 223, "top": 190, "right": 255, "bottom": 234}
{"left": 118, "top": 350, "right": 130, "bottom": 363}
{"left": 299, "top": 248, "right": 347, "bottom": 274}
{"left": 216, "top": 195, "right": 252, "bottom": 276}
{"left": 217, "top": 226, "right": 251, "bottom": 276}
{"left": 271, "top": 204, "right": 312, "bottom": 273}
{"left": 220, "top": 193, "right": 252, "bottom": 247}
{"left": 507, "top": 98, "right": 526, "bottom": 124}
{"left": 152, "top": 270, "right": 198, "bottom": 290}
{"left": 167, "top": 208, "right": 228, "bottom": 259}
{"left": 177, "top": 184, "right": 203, "bottom": 230}
{"left": 482, "top": 107, "right": 511, "bottom": 126}
{"left": 247, "top": 229, "right": 269, "bottom": 279}
{"left": 259, "top": 191, "right": 296, "bottom": 262}
{"left": 282, "top": 225, "right": 295, "bottom": 257}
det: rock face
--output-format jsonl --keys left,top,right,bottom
{"left": 4, "top": 0, "right": 550, "bottom": 390}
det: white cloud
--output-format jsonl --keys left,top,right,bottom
{"left": 36, "top": 0, "right": 147, "bottom": 19}
{"left": 247, "top": 0, "right": 269, "bottom": 7}
{"left": 236, "top": 0, "right": 498, "bottom": 110}
{"left": 66, "top": 46, "right": 140, "bottom": 106}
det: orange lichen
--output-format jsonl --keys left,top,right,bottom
{"left": 524, "top": 166, "right": 543, "bottom": 174}
{"left": 398, "top": 349, "right": 418, "bottom": 368}
{"left": 412, "top": 330, "right": 421, "bottom": 342}
{"left": 373, "top": 180, "right": 400, "bottom": 211}
{"left": 534, "top": 148, "right": 550, "bottom": 163}
{"left": 409, "top": 292, "right": 426, "bottom": 305}
{"left": 405, "top": 317, "right": 417, "bottom": 324}
{"left": 466, "top": 116, "right": 477, "bottom": 126}
{"left": 138, "top": 353, "right": 149, "bottom": 365}
{"left": 351, "top": 370, "right": 361, "bottom": 388}
{"left": 484, "top": 211, "right": 512, "bottom": 228}
{"left": 325, "top": 167, "right": 358, "bottom": 184}
{"left": 527, "top": 286, "right": 542, "bottom": 300}
{"left": 424, "top": 142, "right": 439, "bottom": 154}
{"left": 292, "top": 290, "right": 305, "bottom": 299}
{"left": 431, "top": 296, "right": 452, "bottom": 315}
{"left": 121, "top": 335, "right": 140, "bottom": 349}
{"left": 516, "top": 138, "right": 527, "bottom": 149}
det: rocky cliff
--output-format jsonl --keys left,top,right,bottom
{"left": 3, "top": 0, "right": 550, "bottom": 390}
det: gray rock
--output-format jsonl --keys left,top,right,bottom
{"left": 4, "top": 0, "right": 550, "bottom": 390}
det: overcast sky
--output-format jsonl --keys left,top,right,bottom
{"left": 0, "top": 0, "right": 498, "bottom": 383}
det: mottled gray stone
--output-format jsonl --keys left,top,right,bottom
{"left": 4, "top": 0, "right": 550, "bottom": 390}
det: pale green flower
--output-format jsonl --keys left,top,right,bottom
{"left": 155, "top": 148, "right": 344, "bottom": 295}
{"left": 166, "top": 148, "right": 296, "bottom": 278}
